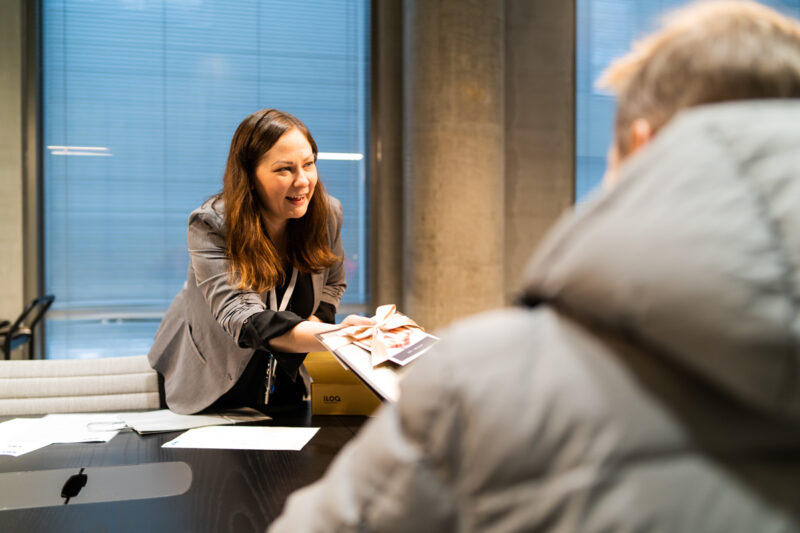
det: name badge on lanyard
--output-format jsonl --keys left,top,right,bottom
{"left": 264, "top": 267, "right": 298, "bottom": 405}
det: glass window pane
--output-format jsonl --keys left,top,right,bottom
{"left": 42, "top": 0, "right": 370, "bottom": 359}
{"left": 575, "top": 0, "right": 800, "bottom": 202}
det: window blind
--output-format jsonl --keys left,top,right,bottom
{"left": 575, "top": 0, "right": 800, "bottom": 202}
{"left": 42, "top": 0, "right": 370, "bottom": 358}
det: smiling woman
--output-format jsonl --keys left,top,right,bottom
{"left": 147, "top": 109, "right": 373, "bottom": 415}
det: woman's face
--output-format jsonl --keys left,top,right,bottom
{"left": 254, "top": 127, "right": 317, "bottom": 231}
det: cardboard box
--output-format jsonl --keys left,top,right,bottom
{"left": 305, "top": 351, "right": 381, "bottom": 415}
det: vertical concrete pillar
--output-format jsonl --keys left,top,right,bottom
{"left": 0, "top": 0, "right": 25, "bottom": 331}
{"left": 403, "top": 0, "right": 505, "bottom": 330}
{"left": 504, "top": 0, "right": 575, "bottom": 300}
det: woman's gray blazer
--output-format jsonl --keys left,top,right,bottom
{"left": 148, "top": 196, "right": 346, "bottom": 414}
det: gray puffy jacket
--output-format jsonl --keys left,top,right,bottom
{"left": 270, "top": 101, "right": 800, "bottom": 532}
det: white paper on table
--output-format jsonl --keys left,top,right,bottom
{"left": 162, "top": 426, "right": 320, "bottom": 451}
{"left": 0, "top": 418, "right": 52, "bottom": 457}
{"left": 41, "top": 413, "right": 122, "bottom": 443}
{"left": 118, "top": 408, "right": 270, "bottom": 434}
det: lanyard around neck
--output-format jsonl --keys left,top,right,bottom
{"left": 268, "top": 267, "right": 298, "bottom": 312}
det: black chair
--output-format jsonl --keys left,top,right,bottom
{"left": 0, "top": 295, "right": 55, "bottom": 360}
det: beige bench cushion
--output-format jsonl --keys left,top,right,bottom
{"left": 0, "top": 355, "right": 160, "bottom": 415}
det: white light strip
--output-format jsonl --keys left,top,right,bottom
{"left": 47, "top": 145, "right": 110, "bottom": 151}
{"left": 48, "top": 145, "right": 113, "bottom": 156}
{"left": 317, "top": 152, "right": 364, "bottom": 161}
{"left": 50, "top": 151, "right": 113, "bottom": 156}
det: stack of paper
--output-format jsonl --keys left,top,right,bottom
{"left": 117, "top": 408, "right": 270, "bottom": 434}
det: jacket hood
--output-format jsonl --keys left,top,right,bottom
{"left": 523, "top": 101, "right": 800, "bottom": 418}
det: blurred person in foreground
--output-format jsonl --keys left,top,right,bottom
{"left": 271, "top": 2, "right": 800, "bottom": 531}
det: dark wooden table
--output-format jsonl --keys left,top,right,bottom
{"left": 0, "top": 407, "right": 366, "bottom": 532}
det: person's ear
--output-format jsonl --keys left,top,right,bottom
{"left": 602, "top": 143, "right": 621, "bottom": 190}
{"left": 602, "top": 118, "right": 653, "bottom": 191}
{"left": 629, "top": 118, "right": 653, "bottom": 153}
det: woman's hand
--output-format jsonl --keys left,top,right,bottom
{"left": 340, "top": 314, "right": 375, "bottom": 328}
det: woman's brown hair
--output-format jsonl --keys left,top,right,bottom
{"left": 220, "top": 109, "right": 339, "bottom": 292}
